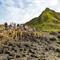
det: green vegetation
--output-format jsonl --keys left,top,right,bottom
{"left": 25, "top": 8, "right": 60, "bottom": 32}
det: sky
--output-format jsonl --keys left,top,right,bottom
{"left": 0, "top": 0, "right": 60, "bottom": 24}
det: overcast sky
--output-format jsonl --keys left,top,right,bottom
{"left": 0, "top": 0, "right": 60, "bottom": 24}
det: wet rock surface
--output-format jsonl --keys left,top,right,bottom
{"left": 0, "top": 32, "right": 60, "bottom": 60}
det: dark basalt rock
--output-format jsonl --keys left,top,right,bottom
{"left": 0, "top": 31, "right": 60, "bottom": 60}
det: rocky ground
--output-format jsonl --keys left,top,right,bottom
{"left": 0, "top": 31, "right": 60, "bottom": 60}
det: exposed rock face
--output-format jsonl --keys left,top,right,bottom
{"left": 0, "top": 31, "right": 60, "bottom": 60}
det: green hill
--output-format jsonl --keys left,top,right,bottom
{"left": 25, "top": 8, "right": 60, "bottom": 32}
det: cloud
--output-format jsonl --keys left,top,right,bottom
{"left": 48, "top": 0, "right": 58, "bottom": 6}
{"left": 0, "top": 0, "right": 60, "bottom": 24}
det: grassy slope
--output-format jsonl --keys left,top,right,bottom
{"left": 25, "top": 8, "right": 60, "bottom": 32}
